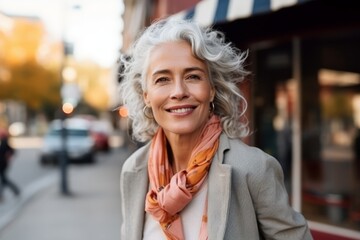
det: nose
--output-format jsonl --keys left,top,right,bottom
{"left": 170, "top": 78, "right": 189, "bottom": 100}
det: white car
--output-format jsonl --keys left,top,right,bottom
{"left": 40, "top": 118, "right": 96, "bottom": 165}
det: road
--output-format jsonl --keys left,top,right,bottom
{"left": 0, "top": 137, "right": 58, "bottom": 229}
{"left": 7, "top": 137, "right": 56, "bottom": 189}
{"left": 0, "top": 135, "right": 132, "bottom": 235}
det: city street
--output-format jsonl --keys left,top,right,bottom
{"left": 0, "top": 138, "right": 57, "bottom": 230}
{"left": 0, "top": 136, "right": 132, "bottom": 240}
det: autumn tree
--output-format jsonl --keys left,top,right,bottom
{"left": 0, "top": 14, "right": 62, "bottom": 118}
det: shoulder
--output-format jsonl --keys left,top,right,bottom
{"left": 220, "top": 136, "right": 286, "bottom": 202}
{"left": 221, "top": 136, "right": 282, "bottom": 177}
{"left": 121, "top": 142, "right": 150, "bottom": 173}
{"left": 224, "top": 137, "right": 276, "bottom": 163}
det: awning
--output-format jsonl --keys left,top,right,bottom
{"left": 170, "top": 0, "right": 310, "bottom": 26}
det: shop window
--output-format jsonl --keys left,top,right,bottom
{"left": 253, "top": 31, "right": 360, "bottom": 236}
{"left": 253, "top": 44, "right": 294, "bottom": 193}
{"left": 302, "top": 68, "right": 360, "bottom": 231}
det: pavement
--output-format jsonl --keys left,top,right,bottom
{"left": 0, "top": 145, "right": 133, "bottom": 240}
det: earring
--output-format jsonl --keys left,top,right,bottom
{"left": 210, "top": 102, "right": 215, "bottom": 113}
{"left": 143, "top": 105, "right": 154, "bottom": 119}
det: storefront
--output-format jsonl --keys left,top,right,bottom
{"left": 170, "top": 0, "right": 360, "bottom": 239}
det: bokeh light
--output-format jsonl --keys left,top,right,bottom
{"left": 118, "top": 105, "right": 128, "bottom": 117}
{"left": 62, "top": 102, "right": 74, "bottom": 114}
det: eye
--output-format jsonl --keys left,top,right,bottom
{"left": 186, "top": 74, "right": 201, "bottom": 80}
{"left": 154, "top": 77, "right": 169, "bottom": 84}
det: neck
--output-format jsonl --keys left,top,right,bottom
{"left": 166, "top": 134, "right": 200, "bottom": 173}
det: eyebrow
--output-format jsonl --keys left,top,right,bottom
{"left": 151, "top": 67, "right": 206, "bottom": 77}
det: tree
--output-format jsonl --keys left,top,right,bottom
{"left": 0, "top": 15, "right": 62, "bottom": 118}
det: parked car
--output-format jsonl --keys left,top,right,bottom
{"left": 90, "top": 120, "right": 112, "bottom": 152}
{"left": 39, "top": 118, "right": 96, "bottom": 165}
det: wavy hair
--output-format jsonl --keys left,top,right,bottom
{"left": 119, "top": 18, "right": 250, "bottom": 142}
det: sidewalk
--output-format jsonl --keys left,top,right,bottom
{"left": 0, "top": 147, "right": 131, "bottom": 240}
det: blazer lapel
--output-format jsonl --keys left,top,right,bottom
{"left": 208, "top": 133, "right": 232, "bottom": 240}
{"left": 122, "top": 164, "right": 149, "bottom": 240}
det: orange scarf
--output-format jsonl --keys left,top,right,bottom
{"left": 145, "top": 115, "right": 222, "bottom": 240}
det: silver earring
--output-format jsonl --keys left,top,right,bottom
{"left": 210, "top": 102, "right": 215, "bottom": 113}
{"left": 143, "top": 105, "right": 154, "bottom": 119}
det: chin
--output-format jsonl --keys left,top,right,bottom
{"left": 163, "top": 123, "right": 203, "bottom": 137}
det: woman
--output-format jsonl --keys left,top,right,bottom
{"left": 119, "top": 18, "right": 312, "bottom": 240}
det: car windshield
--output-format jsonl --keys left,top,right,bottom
{"left": 49, "top": 129, "right": 89, "bottom": 137}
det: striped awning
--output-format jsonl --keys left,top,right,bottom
{"left": 170, "top": 0, "right": 309, "bottom": 26}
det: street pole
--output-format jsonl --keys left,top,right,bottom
{"left": 58, "top": 1, "right": 81, "bottom": 196}
{"left": 59, "top": 110, "right": 70, "bottom": 195}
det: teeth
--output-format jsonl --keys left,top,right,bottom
{"left": 170, "top": 108, "right": 192, "bottom": 113}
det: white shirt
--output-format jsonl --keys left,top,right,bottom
{"left": 143, "top": 181, "right": 208, "bottom": 240}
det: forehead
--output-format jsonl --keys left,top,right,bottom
{"left": 151, "top": 40, "right": 190, "bottom": 53}
{"left": 147, "top": 40, "right": 207, "bottom": 73}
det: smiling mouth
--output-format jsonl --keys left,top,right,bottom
{"left": 168, "top": 107, "right": 195, "bottom": 113}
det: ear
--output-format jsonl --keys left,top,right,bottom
{"left": 143, "top": 91, "right": 150, "bottom": 106}
{"left": 210, "top": 87, "right": 215, "bottom": 102}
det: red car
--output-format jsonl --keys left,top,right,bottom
{"left": 90, "top": 120, "right": 112, "bottom": 152}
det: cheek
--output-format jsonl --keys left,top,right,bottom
{"left": 193, "top": 85, "right": 213, "bottom": 102}
{"left": 146, "top": 88, "right": 167, "bottom": 107}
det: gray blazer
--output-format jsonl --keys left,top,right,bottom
{"left": 120, "top": 133, "right": 313, "bottom": 240}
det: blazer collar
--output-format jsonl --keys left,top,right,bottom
{"left": 208, "top": 133, "right": 232, "bottom": 240}
{"left": 217, "top": 132, "right": 231, "bottom": 163}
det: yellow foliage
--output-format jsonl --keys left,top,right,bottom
{"left": 64, "top": 57, "right": 113, "bottom": 111}
{"left": 0, "top": 15, "right": 62, "bottom": 111}
{"left": 0, "top": 14, "right": 114, "bottom": 113}
{"left": 0, "top": 17, "right": 46, "bottom": 65}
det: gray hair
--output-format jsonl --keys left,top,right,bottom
{"left": 119, "top": 18, "right": 250, "bottom": 142}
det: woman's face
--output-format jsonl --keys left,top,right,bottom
{"left": 144, "top": 40, "right": 215, "bottom": 138}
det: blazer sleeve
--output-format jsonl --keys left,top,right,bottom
{"left": 250, "top": 154, "right": 313, "bottom": 240}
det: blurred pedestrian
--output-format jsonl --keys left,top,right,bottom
{"left": 119, "top": 18, "right": 313, "bottom": 239}
{"left": 0, "top": 128, "right": 20, "bottom": 201}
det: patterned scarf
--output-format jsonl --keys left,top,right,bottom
{"left": 145, "top": 115, "right": 222, "bottom": 240}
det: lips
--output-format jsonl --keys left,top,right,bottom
{"left": 166, "top": 106, "right": 196, "bottom": 113}
{"left": 169, "top": 107, "right": 193, "bottom": 113}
